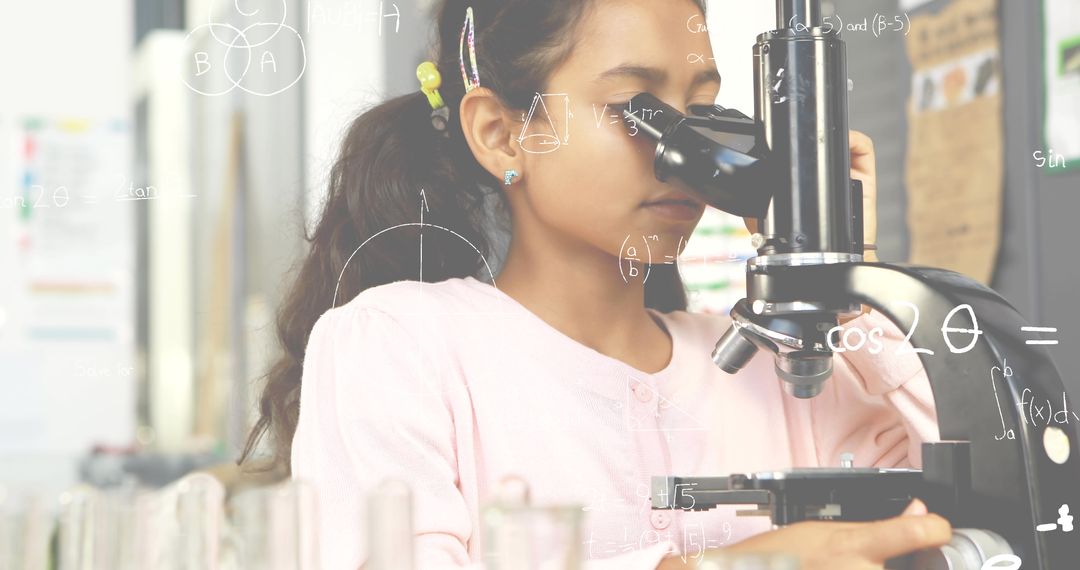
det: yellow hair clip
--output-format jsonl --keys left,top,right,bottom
{"left": 417, "top": 61, "right": 450, "bottom": 136}
{"left": 417, "top": 61, "right": 446, "bottom": 111}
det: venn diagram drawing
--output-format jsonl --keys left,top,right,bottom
{"left": 181, "top": 0, "right": 306, "bottom": 97}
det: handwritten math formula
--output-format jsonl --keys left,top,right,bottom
{"left": 1033, "top": 149, "right": 1068, "bottom": 169}
{"left": 182, "top": 1, "right": 313, "bottom": 97}
{"left": 622, "top": 233, "right": 747, "bottom": 282}
{"left": 619, "top": 235, "right": 661, "bottom": 284}
{"left": 683, "top": 12, "right": 911, "bottom": 65}
{"left": 1017, "top": 389, "right": 1077, "bottom": 429}
{"left": 2, "top": 186, "right": 69, "bottom": 210}
{"left": 583, "top": 522, "right": 732, "bottom": 564}
{"left": 514, "top": 94, "right": 668, "bottom": 153}
{"left": 991, "top": 358, "right": 1078, "bottom": 448}
{"left": 684, "top": 13, "right": 910, "bottom": 38}
{"left": 827, "top": 302, "right": 1062, "bottom": 360}
{"left": 814, "top": 13, "right": 911, "bottom": 38}
{"left": 3, "top": 183, "right": 196, "bottom": 211}
{"left": 307, "top": 0, "right": 400, "bottom": 35}
{"left": 826, "top": 301, "right": 983, "bottom": 356}
{"left": 619, "top": 235, "right": 745, "bottom": 285}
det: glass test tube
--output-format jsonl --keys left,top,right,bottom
{"left": 229, "top": 480, "right": 320, "bottom": 570}
{"left": 482, "top": 477, "right": 583, "bottom": 570}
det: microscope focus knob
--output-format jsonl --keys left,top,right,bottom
{"left": 907, "top": 528, "right": 1015, "bottom": 570}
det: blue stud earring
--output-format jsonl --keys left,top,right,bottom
{"left": 504, "top": 169, "right": 520, "bottom": 186}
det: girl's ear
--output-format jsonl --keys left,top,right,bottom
{"left": 459, "top": 87, "right": 523, "bottom": 180}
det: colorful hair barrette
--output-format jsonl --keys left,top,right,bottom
{"left": 459, "top": 6, "right": 480, "bottom": 93}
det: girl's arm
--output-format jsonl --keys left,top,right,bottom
{"left": 809, "top": 310, "right": 940, "bottom": 469}
{"left": 291, "top": 302, "right": 687, "bottom": 570}
{"left": 292, "top": 305, "right": 481, "bottom": 569}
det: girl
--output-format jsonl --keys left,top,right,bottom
{"left": 242, "top": 0, "right": 951, "bottom": 568}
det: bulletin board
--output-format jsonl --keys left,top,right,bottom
{"left": 904, "top": 0, "right": 1003, "bottom": 284}
{"left": 834, "top": 0, "right": 1006, "bottom": 281}
{"left": 0, "top": 116, "right": 135, "bottom": 453}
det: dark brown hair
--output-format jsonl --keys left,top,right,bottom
{"left": 240, "top": 0, "right": 707, "bottom": 474}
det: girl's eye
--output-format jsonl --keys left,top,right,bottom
{"left": 609, "top": 98, "right": 717, "bottom": 112}
{"left": 609, "top": 96, "right": 641, "bottom": 106}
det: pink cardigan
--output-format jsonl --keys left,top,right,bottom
{"left": 291, "top": 276, "right": 939, "bottom": 569}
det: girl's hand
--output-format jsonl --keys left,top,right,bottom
{"left": 849, "top": 130, "right": 878, "bottom": 262}
{"left": 743, "top": 131, "right": 877, "bottom": 260}
{"left": 656, "top": 500, "right": 950, "bottom": 570}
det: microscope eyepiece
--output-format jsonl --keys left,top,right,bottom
{"left": 620, "top": 92, "right": 773, "bottom": 219}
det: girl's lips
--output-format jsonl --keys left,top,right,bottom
{"left": 641, "top": 199, "right": 703, "bottom": 221}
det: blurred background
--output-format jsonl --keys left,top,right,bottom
{"left": 0, "top": 0, "right": 1077, "bottom": 557}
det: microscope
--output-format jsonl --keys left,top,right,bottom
{"left": 622, "top": 0, "right": 1080, "bottom": 567}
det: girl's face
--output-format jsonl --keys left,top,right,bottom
{"left": 512, "top": 0, "right": 720, "bottom": 266}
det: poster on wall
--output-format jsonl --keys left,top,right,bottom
{"left": 1043, "top": 0, "right": 1080, "bottom": 169}
{"left": 904, "top": 0, "right": 1003, "bottom": 284}
{"left": 0, "top": 116, "right": 135, "bottom": 453}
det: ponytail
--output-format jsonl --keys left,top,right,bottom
{"left": 239, "top": 89, "right": 499, "bottom": 472}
